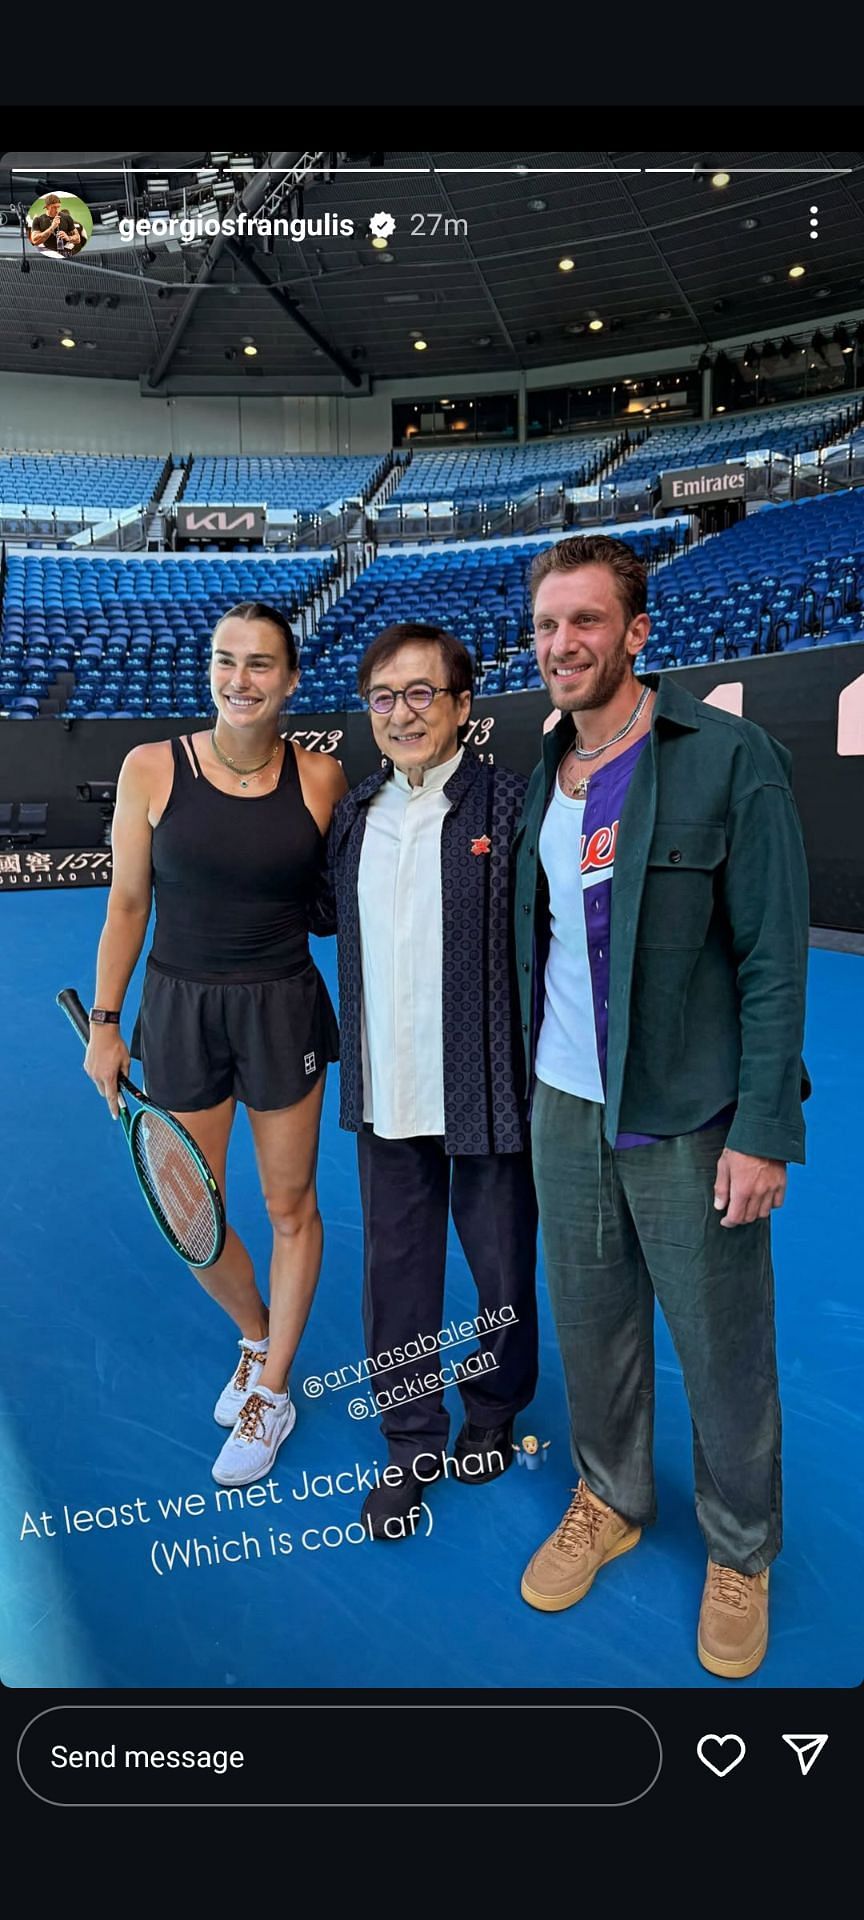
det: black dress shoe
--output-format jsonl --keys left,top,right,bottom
{"left": 361, "top": 1462, "right": 441, "bottom": 1542}
{"left": 450, "top": 1419, "right": 514, "bottom": 1484}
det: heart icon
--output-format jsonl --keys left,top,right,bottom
{"left": 697, "top": 1734, "right": 746, "bottom": 1777}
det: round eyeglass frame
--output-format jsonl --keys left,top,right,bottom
{"left": 365, "top": 682, "right": 451, "bottom": 717}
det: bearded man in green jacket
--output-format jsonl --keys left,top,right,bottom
{"left": 513, "top": 534, "right": 810, "bottom": 1679}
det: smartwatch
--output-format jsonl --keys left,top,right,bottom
{"left": 89, "top": 1008, "right": 121, "bottom": 1024}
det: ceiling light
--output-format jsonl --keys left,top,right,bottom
{"left": 210, "top": 153, "right": 230, "bottom": 168}
{"left": 759, "top": 273, "right": 775, "bottom": 285}
{"left": 29, "top": 337, "right": 42, "bottom": 349}
{"left": 740, "top": 216, "right": 760, "bottom": 231}
{"left": 476, "top": 335, "right": 492, "bottom": 347}
{"left": 231, "top": 155, "right": 255, "bottom": 170}
{"left": 198, "top": 199, "right": 218, "bottom": 219}
{"left": 413, "top": 338, "right": 428, "bottom": 351}
{"left": 815, "top": 287, "right": 832, "bottom": 299}
{"left": 370, "top": 233, "right": 388, "bottom": 249}
{"left": 527, "top": 197, "right": 548, "bottom": 212}
{"left": 715, "top": 404, "right": 726, "bottom": 413}
{"left": 100, "top": 209, "right": 119, "bottom": 228}
{"left": 148, "top": 178, "right": 169, "bottom": 194}
{"left": 742, "top": 343, "right": 759, "bottom": 368}
{"left": 64, "top": 291, "right": 81, "bottom": 307}
{"left": 241, "top": 337, "right": 258, "bottom": 356}
{"left": 214, "top": 181, "right": 234, "bottom": 199}
{"left": 588, "top": 317, "right": 604, "bottom": 332}
{"left": 60, "top": 333, "right": 76, "bottom": 349}
{"left": 197, "top": 168, "right": 218, "bottom": 185}
{"left": 105, "top": 295, "right": 119, "bottom": 310}
{"left": 712, "top": 171, "right": 731, "bottom": 188}
{"left": 788, "top": 264, "right": 805, "bottom": 279}
{"left": 84, "top": 293, "right": 101, "bottom": 308}
{"left": 558, "top": 257, "right": 575, "bottom": 273}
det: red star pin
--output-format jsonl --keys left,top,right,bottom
{"left": 471, "top": 835, "right": 492, "bottom": 856}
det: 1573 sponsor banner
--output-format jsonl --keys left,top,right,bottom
{"left": 0, "top": 850, "right": 113, "bottom": 890}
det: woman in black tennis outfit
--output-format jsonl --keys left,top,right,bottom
{"left": 83, "top": 602, "right": 347, "bottom": 1486}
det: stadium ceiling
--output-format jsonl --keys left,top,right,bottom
{"left": 0, "top": 149, "right": 863, "bottom": 391}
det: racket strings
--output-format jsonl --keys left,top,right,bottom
{"left": 131, "top": 1112, "right": 218, "bottom": 1265}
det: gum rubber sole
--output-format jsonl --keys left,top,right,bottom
{"left": 696, "top": 1629, "right": 768, "bottom": 1679}
{"left": 520, "top": 1525, "right": 641, "bottom": 1613}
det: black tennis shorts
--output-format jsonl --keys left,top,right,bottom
{"left": 136, "top": 958, "right": 339, "bottom": 1113}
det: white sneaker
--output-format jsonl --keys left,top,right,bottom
{"left": 212, "top": 1387, "right": 296, "bottom": 1487}
{"left": 213, "top": 1337, "right": 270, "bottom": 1426}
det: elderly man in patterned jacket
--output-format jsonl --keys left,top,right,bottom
{"left": 329, "top": 621, "right": 539, "bottom": 1538}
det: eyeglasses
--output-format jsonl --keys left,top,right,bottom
{"left": 365, "top": 682, "right": 451, "bottom": 717}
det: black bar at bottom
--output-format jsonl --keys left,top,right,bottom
{"left": 19, "top": 1705, "right": 661, "bottom": 1807}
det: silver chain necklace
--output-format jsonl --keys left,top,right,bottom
{"left": 563, "top": 685, "right": 652, "bottom": 799}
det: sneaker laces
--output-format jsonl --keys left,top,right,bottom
{"left": 553, "top": 1482, "right": 608, "bottom": 1556}
{"left": 235, "top": 1391, "right": 275, "bottom": 1443}
{"left": 708, "top": 1563, "right": 751, "bottom": 1610}
{"left": 234, "top": 1345, "right": 264, "bottom": 1392}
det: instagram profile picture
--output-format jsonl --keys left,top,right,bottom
{"left": 27, "top": 190, "right": 93, "bottom": 258}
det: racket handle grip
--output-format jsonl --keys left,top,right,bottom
{"left": 56, "top": 987, "right": 91, "bottom": 1045}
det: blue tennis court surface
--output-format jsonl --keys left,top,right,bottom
{"left": 1, "top": 890, "right": 861, "bottom": 1690}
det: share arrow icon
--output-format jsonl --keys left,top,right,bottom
{"left": 781, "top": 1734, "right": 829, "bottom": 1776}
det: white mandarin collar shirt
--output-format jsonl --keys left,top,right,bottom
{"left": 358, "top": 747, "right": 464, "bottom": 1138}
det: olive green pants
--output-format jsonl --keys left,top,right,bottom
{"left": 531, "top": 1081, "right": 782, "bottom": 1574}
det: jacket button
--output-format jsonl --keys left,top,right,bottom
{"left": 522, "top": 962, "right": 530, "bottom": 972}
{"left": 522, "top": 1022, "right": 528, "bottom": 1033}
{"left": 669, "top": 848, "right": 682, "bottom": 863}
{"left": 522, "top": 904, "right": 531, "bottom": 914}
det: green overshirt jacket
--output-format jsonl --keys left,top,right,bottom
{"left": 513, "top": 672, "right": 811, "bottom": 1164}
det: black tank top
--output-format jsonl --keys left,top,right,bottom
{"left": 149, "top": 735, "right": 325, "bottom": 981}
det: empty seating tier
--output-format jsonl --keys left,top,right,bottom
{"left": 182, "top": 454, "right": 388, "bottom": 515}
{"left": 394, "top": 434, "right": 622, "bottom": 505}
{"left": 642, "top": 491, "right": 864, "bottom": 672}
{"left": 0, "top": 454, "right": 166, "bottom": 511}
{"left": 0, "top": 554, "right": 335, "bottom": 720}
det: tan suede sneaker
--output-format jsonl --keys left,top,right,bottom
{"left": 520, "top": 1479, "right": 642, "bottom": 1612}
{"left": 697, "top": 1562, "right": 770, "bottom": 1678}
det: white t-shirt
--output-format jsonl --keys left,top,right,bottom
{"left": 534, "top": 778, "right": 604, "bottom": 1104}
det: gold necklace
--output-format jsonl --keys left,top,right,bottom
{"left": 210, "top": 731, "right": 281, "bottom": 790}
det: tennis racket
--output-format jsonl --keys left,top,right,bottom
{"left": 57, "top": 987, "right": 226, "bottom": 1269}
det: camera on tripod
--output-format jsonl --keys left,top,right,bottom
{"left": 76, "top": 780, "right": 118, "bottom": 848}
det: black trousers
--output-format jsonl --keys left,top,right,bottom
{"left": 356, "top": 1130, "right": 539, "bottom": 1467}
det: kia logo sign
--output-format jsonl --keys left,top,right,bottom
{"left": 176, "top": 505, "right": 266, "bottom": 539}
{"left": 660, "top": 463, "right": 748, "bottom": 508}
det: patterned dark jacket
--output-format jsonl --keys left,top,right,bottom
{"left": 328, "top": 750, "right": 530, "bottom": 1156}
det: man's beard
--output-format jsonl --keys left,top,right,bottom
{"left": 548, "top": 633, "right": 634, "bottom": 713}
